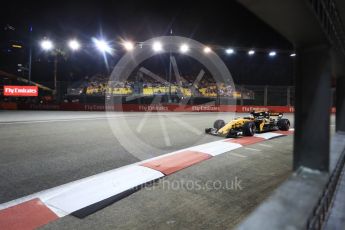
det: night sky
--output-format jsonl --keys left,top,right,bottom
{"left": 1, "top": 0, "right": 293, "bottom": 86}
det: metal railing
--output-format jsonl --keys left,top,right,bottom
{"left": 309, "top": 0, "right": 345, "bottom": 56}
{"left": 237, "top": 85, "right": 295, "bottom": 106}
{"left": 307, "top": 147, "right": 345, "bottom": 229}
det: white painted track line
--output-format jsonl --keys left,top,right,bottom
{"left": 231, "top": 153, "right": 248, "bottom": 158}
{"left": 244, "top": 147, "right": 262, "bottom": 152}
{"left": 258, "top": 143, "right": 273, "bottom": 148}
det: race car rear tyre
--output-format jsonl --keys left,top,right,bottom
{"left": 277, "top": 119, "right": 290, "bottom": 131}
{"left": 243, "top": 121, "right": 256, "bottom": 136}
{"left": 213, "top": 120, "right": 225, "bottom": 130}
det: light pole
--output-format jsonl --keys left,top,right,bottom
{"left": 53, "top": 55, "right": 58, "bottom": 93}
{"left": 28, "top": 26, "right": 33, "bottom": 82}
{"left": 40, "top": 39, "right": 57, "bottom": 95}
{"left": 168, "top": 30, "right": 173, "bottom": 103}
{"left": 40, "top": 38, "right": 81, "bottom": 97}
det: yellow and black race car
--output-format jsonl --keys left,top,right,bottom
{"left": 205, "top": 111, "right": 290, "bottom": 138}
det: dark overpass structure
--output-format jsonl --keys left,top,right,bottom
{"left": 237, "top": 0, "right": 345, "bottom": 229}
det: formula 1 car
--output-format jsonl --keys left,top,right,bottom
{"left": 205, "top": 111, "right": 290, "bottom": 138}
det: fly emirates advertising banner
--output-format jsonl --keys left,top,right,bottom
{"left": 3, "top": 86, "right": 38, "bottom": 97}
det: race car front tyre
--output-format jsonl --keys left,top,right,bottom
{"left": 205, "top": 128, "right": 212, "bottom": 134}
{"left": 243, "top": 121, "right": 256, "bottom": 136}
{"left": 213, "top": 119, "right": 225, "bottom": 130}
{"left": 277, "top": 118, "right": 290, "bottom": 131}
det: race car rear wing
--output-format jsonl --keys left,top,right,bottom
{"left": 250, "top": 111, "right": 283, "bottom": 118}
{"left": 269, "top": 112, "right": 283, "bottom": 117}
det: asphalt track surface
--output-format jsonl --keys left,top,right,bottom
{"left": 0, "top": 111, "right": 337, "bottom": 229}
{"left": 43, "top": 135, "right": 294, "bottom": 230}
{"left": 0, "top": 111, "right": 297, "bottom": 204}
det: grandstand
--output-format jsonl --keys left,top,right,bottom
{"left": 67, "top": 73, "right": 251, "bottom": 99}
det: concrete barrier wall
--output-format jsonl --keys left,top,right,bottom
{"left": 0, "top": 102, "right": 17, "bottom": 110}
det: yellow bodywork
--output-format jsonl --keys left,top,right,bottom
{"left": 217, "top": 111, "right": 276, "bottom": 137}
{"left": 217, "top": 117, "right": 253, "bottom": 137}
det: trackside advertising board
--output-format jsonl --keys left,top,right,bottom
{"left": 3, "top": 86, "right": 38, "bottom": 97}
{"left": 0, "top": 102, "right": 336, "bottom": 112}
